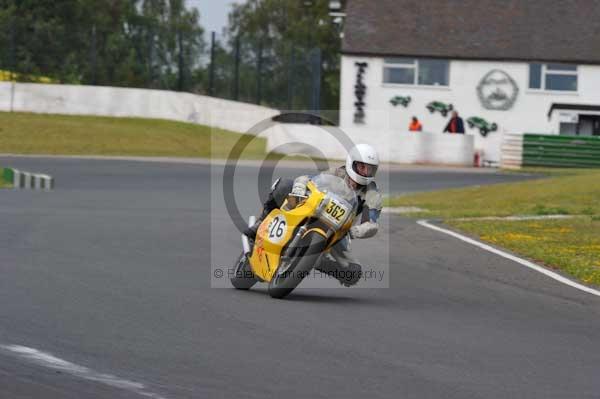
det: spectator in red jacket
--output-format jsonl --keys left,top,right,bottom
{"left": 444, "top": 111, "right": 465, "bottom": 134}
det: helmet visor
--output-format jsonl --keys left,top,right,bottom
{"left": 353, "top": 161, "right": 378, "bottom": 178}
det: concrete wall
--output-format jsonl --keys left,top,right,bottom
{"left": 265, "top": 124, "right": 474, "bottom": 166}
{"left": 0, "top": 82, "right": 279, "bottom": 134}
{"left": 0, "top": 82, "right": 12, "bottom": 111}
{"left": 340, "top": 55, "right": 600, "bottom": 163}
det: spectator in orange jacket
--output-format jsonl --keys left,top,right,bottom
{"left": 408, "top": 116, "right": 422, "bottom": 132}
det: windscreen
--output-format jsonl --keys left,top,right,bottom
{"left": 311, "top": 173, "right": 357, "bottom": 206}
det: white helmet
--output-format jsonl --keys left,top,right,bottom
{"left": 345, "top": 143, "right": 379, "bottom": 186}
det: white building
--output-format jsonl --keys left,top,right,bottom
{"left": 339, "top": 0, "right": 600, "bottom": 164}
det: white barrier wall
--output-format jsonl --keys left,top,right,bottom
{"left": 265, "top": 124, "right": 474, "bottom": 165}
{"left": 0, "top": 82, "right": 12, "bottom": 111}
{"left": 0, "top": 82, "right": 279, "bottom": 134}
{"left": 0, "top": 82, "right": 475, "bottom": 165}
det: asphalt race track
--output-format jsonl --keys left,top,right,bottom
{"left": 1, "top": 156, "right": 599, "bottom": 399}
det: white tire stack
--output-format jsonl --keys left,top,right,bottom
{"left": 9, "top": 169, "right": 54, "bottom": 191}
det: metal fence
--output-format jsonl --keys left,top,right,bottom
{"left": 0, "top": 19, "right": 325, "bottom": 114}
{"left": 205, "top": 32, "right": 323, "bottom": 112}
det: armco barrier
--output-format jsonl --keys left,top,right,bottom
{"left": 522, "top": 134, "right": 600, "bottom": 168}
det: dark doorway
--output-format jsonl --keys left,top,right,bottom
{"left": 577, "top": 115, "right": 600, "bottom": 136}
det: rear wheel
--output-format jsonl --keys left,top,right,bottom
{"left": 230, "top": 252, "right": 258, "bottom": 290}
{"left": 268, "top": 232, "right": 327, "bottom": 299}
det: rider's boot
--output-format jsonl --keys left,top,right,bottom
{"left": 315, "top": 254, "right": 362, "bottom": 287}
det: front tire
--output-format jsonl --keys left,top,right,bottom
{"left": 268, "top": 232, "right": 327, "bottom": 299}
{"left": 230, "top": 252, "right": 258, "bottom": 290}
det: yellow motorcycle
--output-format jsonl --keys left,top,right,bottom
{"left": 231, "top": 173, "right": 358, "bottom": 298}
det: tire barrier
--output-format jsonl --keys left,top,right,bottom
{"left": 501, "top": 133, "right": 600, "bottom": 169}
{"left": 500, "top": 133, "right": 523, "bottom": 169}
{"left": 3, "top": 168, "right": 54, "bottom": 190}
{"left": 522, "top": 134, "right": 600, "bottom": 168}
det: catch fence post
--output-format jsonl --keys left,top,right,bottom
{"left": 209, "top": 31, "right": 216, "bottom": 96}
{"left": 256, "top": 39, "right": 262, "bottom": 105}
{"left": 232, "top": 35, "right": 240, "bottom": 101}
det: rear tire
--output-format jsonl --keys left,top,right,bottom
{"left": 268, "top": 232, "right": 327, "bottom": 299}
{"left": 230, "top": 252, "right": 258, "bottom": 290}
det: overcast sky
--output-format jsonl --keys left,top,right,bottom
{"left": 187, "top": 0, "right": 245, "bottom": 38}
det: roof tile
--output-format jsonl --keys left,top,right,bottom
{"left": 342, "top": 0, "right": 600, "bottom": 64}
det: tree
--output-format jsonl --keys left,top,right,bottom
{"left": 0, "top": 0, "right": 205, "bottom": 91}
{"left": 224, "top": 0, "right": 341, "bottom": 112}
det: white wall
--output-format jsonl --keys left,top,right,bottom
{"left": 0, "top": 82, "right": 279, "bottom": 134}
{"left": 265, "top": 124, "right": 474, "bottom": 166}
{"left": 340, "top": 56, "right": 600, "bottom": 163}
{"left": 0, "top": 82, "right": 11, "bottom": 111}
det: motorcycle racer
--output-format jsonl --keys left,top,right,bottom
{"left": 244, "top": 144, "right": 382, "bottom": 287}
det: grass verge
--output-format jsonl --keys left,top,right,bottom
{"left": 387, "top": 168, "right": 600, "bottom": 286}
{"left": 449, "top": 217, "right": 600, "bottom": 286}
{"left": 386, "top": 169, "right": 600, "bottom": 219}
{"left": 0, "top": 111, "right": 267, "bottom": 159}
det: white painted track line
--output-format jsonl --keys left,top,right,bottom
{"left": 0, "top": 345, "right": 168, "bottom": 399}
{"left": 417, "top": 219, "right": 600, "bottom": 298}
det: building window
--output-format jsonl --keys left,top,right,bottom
{"left": 529, "top": 63, "right": 578, "bottom": 91}
{"left": 383, "top": 58, "right": 449, "bottom": 86}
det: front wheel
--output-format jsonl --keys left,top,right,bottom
{"left": 230, "top": 253, "right": 258, "bottom": 290}
{"left": 268, "top": 232, "right": 327, "bottom": 299}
